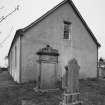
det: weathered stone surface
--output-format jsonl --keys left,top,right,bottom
{"left": 64, "top": 58, "right": 80, "bottom": 93}
{"left": 36, "top": 45, "right": 59, "bottom": 89}
{"left": 61, "top": 58, "right": 81, "bottom": 105}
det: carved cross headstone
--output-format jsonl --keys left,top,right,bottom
{"left": 61, "top": 58, "right": 82, "bottom": 105}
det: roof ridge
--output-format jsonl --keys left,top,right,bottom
{"left": 8, "top": 0, "right": 101, "bottom": 56}
{"left": 20, "top": 0, "right": 100, "bottom": 47}
{"left": 22, "top": 0, "right": 68, "bottom": 32}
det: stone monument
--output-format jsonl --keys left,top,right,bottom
{"left": 36, "top": 45, "right": 59, "bottom": 90}
{"left": 61, "top": 58, "right": 82, "bottom": 105}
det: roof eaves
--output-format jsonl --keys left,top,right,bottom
{"left": 7, "top": 29, "right": 23, "bottom": 57}
{"left": 19, "top": 0, "right": 101, "bottom": 47}
{"left": 21, "top": 0, "right": 68, "bottom": 32}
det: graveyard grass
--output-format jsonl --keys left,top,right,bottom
{"left": 0, "top": 72, "right": 105, "bottom": 105}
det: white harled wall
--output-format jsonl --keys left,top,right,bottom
{"left": 9, "top": 36, "right": 20, "bottom": 83}
{"left": 10, "top": 2, "right": 97, "bottom": 82}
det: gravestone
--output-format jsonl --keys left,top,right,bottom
{"left": 36, "top": 45, "right": 59, "bottom": 90}
{"left": 101, "top": 67, "right": 105, "bottom": 78}
{"left": 61, "top": 58, "right": 82, "bottom": 105}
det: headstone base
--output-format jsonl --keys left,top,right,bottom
{"left": 60, "top": 92, "right": 82, "bottom": 105}
{"left": 33, "top": 87, "right": 59, "bottom": 93}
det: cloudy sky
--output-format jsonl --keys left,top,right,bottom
{"left": 0, "top": 0, "right": 105, "bottom": 67}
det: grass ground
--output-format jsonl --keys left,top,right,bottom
{"left": 80, "top": 78, "right": 105, "bottom": 105}
{"left": 0, "top": 71, "right": 105, "bottom": 105}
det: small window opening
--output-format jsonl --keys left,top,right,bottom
{"left": 64, "top": 21, "right": 71, "bottom": 39}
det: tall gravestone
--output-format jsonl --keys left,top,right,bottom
{"left": 61, "top": 58, "right": 82, "bottom": 105}
{"left": 36, "top": 45, "right": 59, "bottom": 90}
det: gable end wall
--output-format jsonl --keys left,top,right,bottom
{"left": 21, "top": 2, "right": 97, "bottom": 82}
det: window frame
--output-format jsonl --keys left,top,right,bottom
{"left": 63, "top": 20, "right": 71, "bottom": 40}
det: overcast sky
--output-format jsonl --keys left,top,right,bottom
{"left": 0, "top": 0, "right": 105, "bottom": 67}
